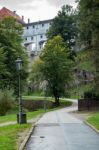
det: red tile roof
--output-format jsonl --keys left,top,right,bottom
{"left": 0, "top": 7, "right": 25, "bottom": 24}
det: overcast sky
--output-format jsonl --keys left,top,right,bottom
{"left": 0, "top": 0, "right": 77, "bottom": 23}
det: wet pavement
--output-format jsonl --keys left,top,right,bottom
{"left": 25, "top": 101, "right": 99, "bottom": 150}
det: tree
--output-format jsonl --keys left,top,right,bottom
{"left": 47, "top": 5, "right": 77, "bottom": 50}
{"left": 40, "top": 36, "right": 73, "bottom": 106}
{"left": 0, "top": 46, "right": 7, "bottom": 88}
{"left": 77, "top": 0, "right": 99, "bottom": 94}
{"left": 30, "top": 58, "right": 43, "bottom": 83}
{"left": 0, "top": 17, "right": 28, "bottom": 93}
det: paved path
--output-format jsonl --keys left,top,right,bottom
{"left": 26, "top": 101, "right": 99, "bottom": 150}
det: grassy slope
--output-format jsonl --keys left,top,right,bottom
{"left": 0, "top": 124, "right": 31, "bottom": 150}
{"left": 0, "top": 109, "right": 44, "bottom": 124}
{"left": 86, "top": 112, "right": 99, "bottom": 130}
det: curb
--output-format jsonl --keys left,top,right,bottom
{"left": 84, "top": 121, "right": 99, "bottom": 134}
{"left": 19, "top": 114, "right": 43, "bottom": 150}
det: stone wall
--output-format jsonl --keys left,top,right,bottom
{"left": 78, "top": 99, "right": 99, "bottom": 111}
{"left": 22, "top": 100, "right": 54, "bottom": 111}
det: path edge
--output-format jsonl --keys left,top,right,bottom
{"left": 19, "top": 114, "right": 43, "bottom": 150}
{"left": 84, "top": 121, "right": 99, "bottom": 134}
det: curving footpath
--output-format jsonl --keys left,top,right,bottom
{"left": 25, "top": 100, "right": 99, "bottom": 150}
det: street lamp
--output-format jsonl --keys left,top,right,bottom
{"left": 16, "top": 57, "right": 27, "bottom": 124}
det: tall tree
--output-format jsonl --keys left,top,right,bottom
{"left": 47, "top": 5, "right": 77, "bottom": 50}
{"left": 0, "top": 47, "right": 7, "bottom": 82}
{"left": 77, "top": 0, "right": 99, "bottom": 94}
{"left": 40, "top": 36, "right": 73, "bottom": 106}
{"left": 0, "top": 17, "right": 28, "bottom": 93}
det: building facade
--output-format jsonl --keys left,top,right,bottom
{"left": 22, "top": 19, "right": 53, "bottom": 59}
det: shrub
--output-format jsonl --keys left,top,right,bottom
{"left": 0, "top": 89, "right": 15, "bottom": 116}
{"left": 84, "top": 90, "right": 99, "bottom": 100}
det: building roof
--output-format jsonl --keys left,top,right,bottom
{"left": 24, "top": 19, "right": 53, "bottom": 27}
{"left": 0, "top": 7, "right": 25, "bottom": 24}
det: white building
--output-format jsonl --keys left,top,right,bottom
{"left": 22, "top": 19, "right": 53, "bottom": 60}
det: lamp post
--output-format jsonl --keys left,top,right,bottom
{"left": 16, "top": 57, "right": 27, "bottom": 124}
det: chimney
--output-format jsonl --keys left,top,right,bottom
{"left": 13, "top": 11, "right": 16, "bottom": 14}
{"left": 22, "top": 16, "right": 24, "bottom": 21}
{"left": 28, "top": 18, "right": 30, "bottom": 23}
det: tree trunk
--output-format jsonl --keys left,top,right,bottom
{"left": 54, "top": 96, "right": 60, "bottom": 106}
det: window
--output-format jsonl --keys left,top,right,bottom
{"left": 31, "top": 37, "right": 33, "bottom": 40}
{"left": 33, "top": 25, "right": 35, "bottom": 28}
{"left": 42, "top": 24, "right": 44, "bottom": 27}
{"left": 40, "top": 35, "right": 43, "bottom": 39}
{"left": 27, "top": 26, "right": 29, "bottom": 29}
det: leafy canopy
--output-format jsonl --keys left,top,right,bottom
{"left": 47, "top": 5, "right": 77, "bottom": 49}
{"left": 0, "top": 17, "right": 28, "bottom": 93}
{"left": 40, "top": 36, "right": 74, "bottom": 105}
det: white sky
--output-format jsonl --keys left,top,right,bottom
{"left": 0, "top": 0, "right": 77, "bottom": 23}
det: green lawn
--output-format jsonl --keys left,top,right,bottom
{"left": 0, "top": 124, "right": 31, "bottom": 150}
{"left": 87, "top": 112, "right": 99, "bottom": 130}
{"left": 0, "top": 109, "right": 44, "bottom": 124}
{"left": 22, "top": 96, "right": 54, "bottom": 101}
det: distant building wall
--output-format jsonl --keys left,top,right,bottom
{"left": 22, "top": 19, "right": 53, "bottom": 61}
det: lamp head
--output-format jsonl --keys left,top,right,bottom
{"left": 16, "top": 57, "right": 23, "bottom": 70}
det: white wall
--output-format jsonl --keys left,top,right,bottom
{"left": 22, "top": 20, "right": 52, "bottom": 56}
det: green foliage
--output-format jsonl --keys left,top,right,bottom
{"left": 0, "top": 89, "right": 15, "bottom": 116}
{"left": 40, "top": 36, "right": 74, "bottom": 105}
{"left": 76, "top": 49, "right": 95, "bottom": 72}
{"left": 77, "top": 0, "right": 99, "bottom": 48}
{"left": 47, "top": 5, "right": 77, "bottom": 49}
{"left": 0, "top": 17, "right": 28, "bottom": 93}
{"left": 0, "top": 47, "right": 7, "bottom": 77}
{"left": 30, "top": 57, "right": 43, "bottom": 83}
{"left": 77, "top": 0, "right": 99, "bottom": 94}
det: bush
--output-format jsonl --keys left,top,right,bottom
{"left": 84, "top": 90, "right": 99, "bottom": 100}
{"left": 0, "top": 89, "right": 15, "bottom": 116}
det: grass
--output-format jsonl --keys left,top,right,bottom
{"left": 22, "top": 95, "right": 54, "bottom": 101}
{"left": 86, "top": 112, "right": 99, "bottom": 130}
{"left": 0, "top": 109, "right": 44, "bottom": 124}
{"left": 0, "top": 124, "right": 31, "bottom": 150}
